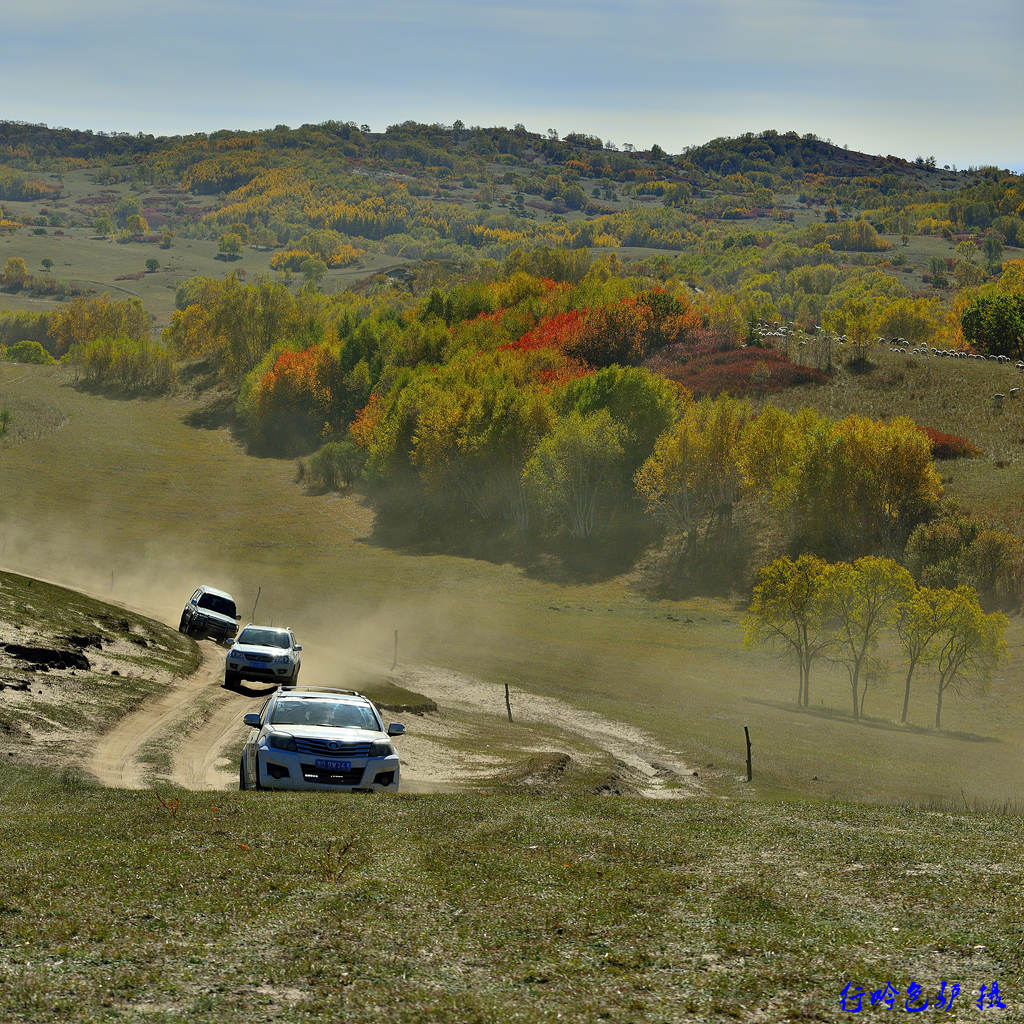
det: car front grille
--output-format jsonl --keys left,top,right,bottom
{"left": 301, "top": 766, "right": 364, "bottom": 785}
{"left": 246, "top": 654, "right": 273, "bottom": 663}
{"left": 294, "top": 738, "right": 371, "bottom": 756}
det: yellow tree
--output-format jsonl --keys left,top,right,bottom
{"left": 635, "top": 394, "right": 749, "bottom": 558}
{"left": 932, "top": 588, "right": 1007, "bottom": 730}
{"left": 48, "top": 293, "right": 150, "bottom": 357}
{"left": 827, "top": 557, "right": 915, "bottom": 719}
{"left": 895, "top": 586, "right": 950, "bottom": 724}
{"left": 2, "top": 256, "right": 28, "bottom": 289}
{"left": 745, "top": 554, "right": 837, "bottom": 707}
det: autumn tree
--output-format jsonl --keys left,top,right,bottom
{"left": 48, "top": 293, "right": 150, "bottom": 357}
{"left": 931, "top": 588, "right": 1007, "bottom": 729}
{"left": 745, "top": 554, "right": 836, "bottom": 707}
{"left": 523, "top": 408, "right": 626, "bottom": 539}
{"left": 785, "top": 413, "right": 940, "bottom": 559}
{"left": 961, "top": 293, "right": 1024, "bottom": 358}
{"left": 557, "top": 365, "right": 681, "bottom": 476}
{"left": 635, "top": 394, "right": 749, "bottom": 558}
{"left": 164, "top": 275, "right": 301, "bottom": 380}
{"left": 895, "top": 586, "right": 950, "bottom": 724}
{"left": 983, "top": 233, "right": 1005, "bottom": 273}
{"left": 2, "top": 257, "right": 28, "bottom": 289}
{"left": 827, "top": 557, "right": 914, "bottom": 718}
{"left": 218, "top": 233, "right": 243, "bottom": 259}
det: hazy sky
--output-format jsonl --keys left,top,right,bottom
{"left": 4, "top": 0, "right": 1021, "bottom": 169}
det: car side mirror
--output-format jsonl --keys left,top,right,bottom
{"left": 243, "top": 712, "right": 261, "bottom": 728}
{"left": 294, "top": 645, "right": 302, "bottom": 652}
{"left": 235, "top": 615, "right": 241, "bottom": 621}
{"left": 387, "top": 722, "right": 405, "bottom": 737}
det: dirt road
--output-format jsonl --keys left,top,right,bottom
{"left": 85, "top": 646, "right": 701, "bottom": 796}
{"left": 87, "top": 643, "right": 255, "bottom": 789}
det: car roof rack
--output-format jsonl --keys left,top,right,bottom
{"left": 283, "top": 686, "right": 365, "bottom": 698}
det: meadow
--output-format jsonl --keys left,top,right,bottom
{"left": 1, "top": 763, "right": 1021, "bottom": 1023}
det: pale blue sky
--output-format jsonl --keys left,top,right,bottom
{"left": 4, "top": 0, "right": 1021, "bottom": 168}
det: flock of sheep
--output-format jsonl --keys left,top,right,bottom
{"left": 754, "top": 322, "right": 1022, "bottom": 407}
{"left": 888, "top": 338, "right": 1022, "bottom": 367}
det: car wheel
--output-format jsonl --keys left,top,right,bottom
{"left": 238, "top": 753, "right": 248, "bottom": 790}
{"left": 224, "top": 670, "right": 240, "bottom": 689}
{"left": 178, "top": 611, "right": 190, "bottom": 634}
{"left": 288, "top": 667, "right": 299, "bottom": 687}
{"left": 252, "top": 753, "right": 262, "bottom": 790}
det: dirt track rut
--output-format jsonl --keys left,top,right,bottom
{"left": 87, "top": 643, "right": 248, "bottom": 789}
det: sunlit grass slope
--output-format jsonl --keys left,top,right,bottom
{"left": 1, "top": 766, "right": 1021, "bottom": 1023}
{"left": 3, "top": 363, "right": 1024, "bottom": 805}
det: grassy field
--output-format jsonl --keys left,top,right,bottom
{"left": 766, "top": 346, "right": 1024, "bottom": 530}
{"left": 3, "top": 363, "right": 1024, "bottom": 807}
{"left": 0, "top": 568, "right": 198, "bottom": 765}
{"left": 0, "top": 167, "right": 413, "bottom": 328}
{"left": 1, "top": 763, "right": 1021, "bottom": 1023}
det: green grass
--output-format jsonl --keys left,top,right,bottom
{"left": 0, "top": 763, "right": 1020, "bottom": 1023}
{"left": 0, "top": 167, "right": 414, "bottom": 328}
{"left": 4, "top": 363, "right": 1024, "bottom": 806}
{"left": 0, "top": 568, "right": 199, "bottom": 743}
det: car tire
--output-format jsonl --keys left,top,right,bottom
{"left": 239, "top": 753, "right": 248, "bottom": 790}
{"left": 224, "top": 670, "right": 240, "bottom": 689}
{"left": 287, "top": 667, "right": 299, "bottom": 687}
{"left": 178, "top": 611, "right": 190, "bottom": 634}
{"left": 252, "top": 753, "right": 262, "bottom": 790}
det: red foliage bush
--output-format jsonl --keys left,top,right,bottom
{"left": 502, "top": 310, "right": 587, "bottom": 354}
{"left": 918, "top": 426, "right": 982, "bottom": 459}
{"left": 652, "top": 347, "right": 828, "bottom": 398}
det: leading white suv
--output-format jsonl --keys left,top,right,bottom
{"left": 239, "top": 688, "right": 404, "bottom": 792}
{"left": 225, "top": 624, "right": 301, "bottom": 688}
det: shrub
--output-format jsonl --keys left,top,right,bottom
{"left": 918, "top": 426, "right": 982, "bottom": 459}
{"left": 5, "top": 340, "right": 55, "bottom": 365}
{"left": 71, "top": 334, "right": 174, "bottom": 393}
{"left": 305, "top": 439, "right": 365, "bottom": 491}
{"left": 653, "top": 347, "right": 827, "bottom": 398}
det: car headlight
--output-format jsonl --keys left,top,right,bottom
{"left": 368, "top": 740, "right": 394, "bottom": 758}
{"left": 267, "top": 732, "right": 298, "bottom": 752}
{"left": 274, "top": 655, "right": 290, "bottom": 665}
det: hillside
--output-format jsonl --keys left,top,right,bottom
{"left": 0, "top": 569, "right": 198, "bottom": 770}
{"left": 2, "top": 763, "right": 1021, "bottom": 1023}
{"left": 0, "top": 121, "right": 1013, "bottom": 328}
{"left": 4, "top": 361, "right": 1024, "bottom": 808}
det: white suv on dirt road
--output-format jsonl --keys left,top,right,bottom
{"left": 239, "top": 688, "right": 404, "bottom": 792}
{"left": 225, "top": 625, "right": 301, "bottom": 688}
{"left": 179, "top": 585, "right": 240, "bottom": 643}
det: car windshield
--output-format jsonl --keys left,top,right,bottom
{"left": 270, "top": 698, "right": 379, "bottom": 730}
{"left": 238, "top": 627, "right": 290, "bottom": 649}
{"left": 197, "top": 593, "right": 236, "bottom": 617}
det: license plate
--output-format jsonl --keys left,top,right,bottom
{"left": 314, "top": 758, "right": 351, "bottom": 772}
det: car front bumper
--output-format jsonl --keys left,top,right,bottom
{"left": 228, "top": 660, "right": 295, "bottom": 680}
{"left": 256, "top": 750, "right": 400, "bottom": 792}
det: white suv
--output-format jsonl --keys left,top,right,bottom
{"left": 239, "top": 688, "right": 404, "bottom": 792}
{"left": 225, "top": 624, "right": 301, "bottom": 688}
{"left": 179, "top": 585, "right": 240, "bottom": 643}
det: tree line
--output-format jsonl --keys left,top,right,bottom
{"left": 746, "top": 554, "right": 1007, "bottom": 728}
